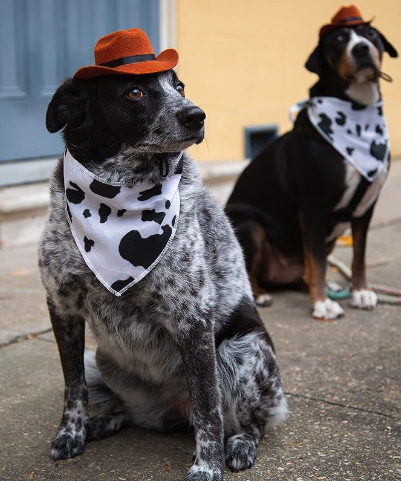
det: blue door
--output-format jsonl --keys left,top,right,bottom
{"left": 0, "top": 0, "right": 160, "bottom": 163}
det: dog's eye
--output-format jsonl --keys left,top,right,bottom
{"left": 128, "top": 88, "right": 143, "bottom": 100}
{"left": 366, "top": 28, "right": 378, "bottom": 40}
{"left": 334, "top": 34, "right": 344, "bottom": 45}
{"left": 176, "top": 84, "right": 185, "bottom": 97}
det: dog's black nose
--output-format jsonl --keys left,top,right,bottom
{"left": 352, "top": 42, "right": 370, "bottom": 58}
{"left": 177, "top": 106, "right": 206, "bottom": 131}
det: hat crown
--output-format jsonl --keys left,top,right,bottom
{"left": 319, "top": 5, "right": 369, "bottom": 38}
{"left": 94, "top": 28, "right": 154, "bottom": 65}
{"left": 331, "top": 5, "right": 363, "bottom": 24}
{"left": 73, "top": 27, "right": 178, "bottom": 80}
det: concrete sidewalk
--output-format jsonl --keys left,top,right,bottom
{"left": 1, "top": 163, "right": 401, "bottom": 481}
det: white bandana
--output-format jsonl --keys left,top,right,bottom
{"left": 307, "top": 97, "right": 389, "bottom": 182}
{"left": 63, "top": 150, "right": 182, "bottom": 296}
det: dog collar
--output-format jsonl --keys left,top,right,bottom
{"left": 63, "top": 150, "right": 182, "bottom": 296}
{"left": 306, "top": 97, "right": 389, "bottom": 181}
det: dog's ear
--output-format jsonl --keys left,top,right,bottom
{"left": 305, "top": 45, "right": 322, "bottom": 76}
{"left": 377, "top": 30, "right": 398, "bottom": 58}
{"left": 46, "top": 78, "right": 92, "bottom": 133}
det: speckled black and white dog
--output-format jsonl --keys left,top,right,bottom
{"left": 39, "top": 68, "right": 287, "bottom": 480}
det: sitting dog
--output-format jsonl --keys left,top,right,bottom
{"left": 226, "top": 5, "right": 398, "bottom": 320}
{"left": 38, "top": 29, "right": 287, "bottom": 480}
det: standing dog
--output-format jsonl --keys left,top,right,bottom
{"left": 226, "top": 6, "right": 397, "bottom": 320}
{"left": 38, "top": 29, "right": 287, "bottom": 480}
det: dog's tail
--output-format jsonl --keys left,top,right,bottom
{"left": 84, "top": 351, "right": 122, "bottom": 413}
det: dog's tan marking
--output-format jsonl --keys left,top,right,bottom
{"left": 303, "top": 246, "right": 326, "bottom": 304}
{"left": 337, "top": 51, "right": 355, "bottom": 81}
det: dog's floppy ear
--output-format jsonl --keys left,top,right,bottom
{"left": 377, "top": 30, "right": 398, "bottom": 58}
{"left": 305, "top": 45, "right": 322, "bottom": 77}
{"left": 46, "top": 78, "right": 92, "bottom": 133}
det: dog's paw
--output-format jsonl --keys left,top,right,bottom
{"left": 255, "top": 293, "right": 273, "bottom": 307}
{"left": 225, "top": 435, "right": 257, "bottom": 471}
{"left": 50, "top": 430, "right": 86, "bottom": 460}
{"left": 312, "top": 298, "right": 344, "bottom": 320}
{"left": 187, "top": 464, "right": 223, "bottom": 481}
{"left": 351, "top": 289, "right": 377, "bottom": 310}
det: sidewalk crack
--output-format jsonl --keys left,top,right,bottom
{"left": 285, "top": 391, "right": 400, "bottom": 421}
{"left": 371, "top": 217, "right": 401, "bottom": 230}
{"left": 0, "top": 328, "right": 52, "bottom": 348}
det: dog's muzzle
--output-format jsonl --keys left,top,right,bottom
{"left": 351, "top": 42, "right": 379, "bottom": 74}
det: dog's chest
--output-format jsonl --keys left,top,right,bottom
{"left": 81, "top": 221, "right": 217, "bottom": 382}
{"left": 326, "top": 159, "right": 388, "bottom": 242}
{"left": 89, "top": 311, "right": 184, "bottom": 384}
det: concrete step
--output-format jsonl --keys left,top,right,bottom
{"left": 0, "top": 160, "right": 247, "bottom": 248}
{"left": 0, "top": 182, "right": 50, "bottom": 248}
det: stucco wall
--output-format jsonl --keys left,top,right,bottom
{"left": 175, "top": 0, "right": 401, "bottom": 161}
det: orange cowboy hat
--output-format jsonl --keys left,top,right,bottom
{"left": 74, "top": 28, "right": 178, "bottom": 80}
{"left": 319, "top": 5, "right": 373, "bottom": 38}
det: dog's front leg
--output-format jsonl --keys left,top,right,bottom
{"left": 300, "top": 211, "right": 344, "bottom": 320}
{"left": 47, "top": 298, "right": 89, "bottom": 460}
{"left": 177, "top": 322, "right": 224, "bottom": 481}
{"left": 350, "top": 206, "right": 377, "bottom": 309}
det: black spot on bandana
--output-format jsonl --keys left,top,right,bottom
{"left": 165, "top": 200, "right": 171, "bottom": 209}
{"left": 117, "top": 209, "right": 126, "bottom": 217}
{"left": 84, "top": 236, "right": 95, "bottom": 252}
{"left": 138, "top": 184, "right": 162, "bottom": 201}
{"left": 370, "top": 140, "right": 387, "bottom": 161}
{"left": 119, "top": 224, "right": 172, "bottom": 269}
{"left": 335, "top": 111, "right": 346, "bottom": 126}
{"left": 346, "top": 147, "right": 354, "bottom": 156}
{"left": 172, "top": 215, "right": 176, "bottom": 227}
{"left": 83, "top": 209, "right": 91, "bottom": 218}
{"left": 375, "top": 124, "right": 384, "bottom": 136}
{"left": 317, "top": 114, "right": 334, "bottom": 140}
{"left": 99, "top": 203, "right": 111, "bottom": 223}
{"left": 141, "top": 209, "right": 166, "bottom": 225}
{"left": 356, "top": 124, "right": 362, "bottom": 137}
{"left": 90, "top": 179, "right": 121, "bottom": 198}
{"left": 111, "top": 277, "right": 134, "bottom": 292}
{"left": 367, "top": 168, "right": 378, "bottom": 178}
{"left": 66, "top": 181, "right": 85, "bottom": 204}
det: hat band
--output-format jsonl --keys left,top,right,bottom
{"left": 337, "top": 16, "right": 363, "bottom": 24}
{"left": 99, "top": 53, "right": 156, "bottom": 68}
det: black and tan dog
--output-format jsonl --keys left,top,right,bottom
{"left": 226, "top": 6, "right": 397, "bottom": 320}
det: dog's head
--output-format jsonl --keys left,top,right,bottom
{"left": 46, "top": 70, "right": 205, "bottom": 159}
{"left": 306, "top": 24, "right": 398, "bottom": 84}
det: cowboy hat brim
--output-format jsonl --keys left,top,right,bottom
{"left": 73, "top": 49, "right": 179, "bottom": 80}
{"left": 319, "top": 19, "right": 373, "bottom": 38}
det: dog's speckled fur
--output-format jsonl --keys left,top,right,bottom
{"left": 39, "top": 70, "right": 287, "bottom": 480}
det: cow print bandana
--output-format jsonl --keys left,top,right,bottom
{"left": 63, "top": 150, "right": 182, "bottom": 296}
{"left": 307, "top": 97, "right": 389, "bottom": 182}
